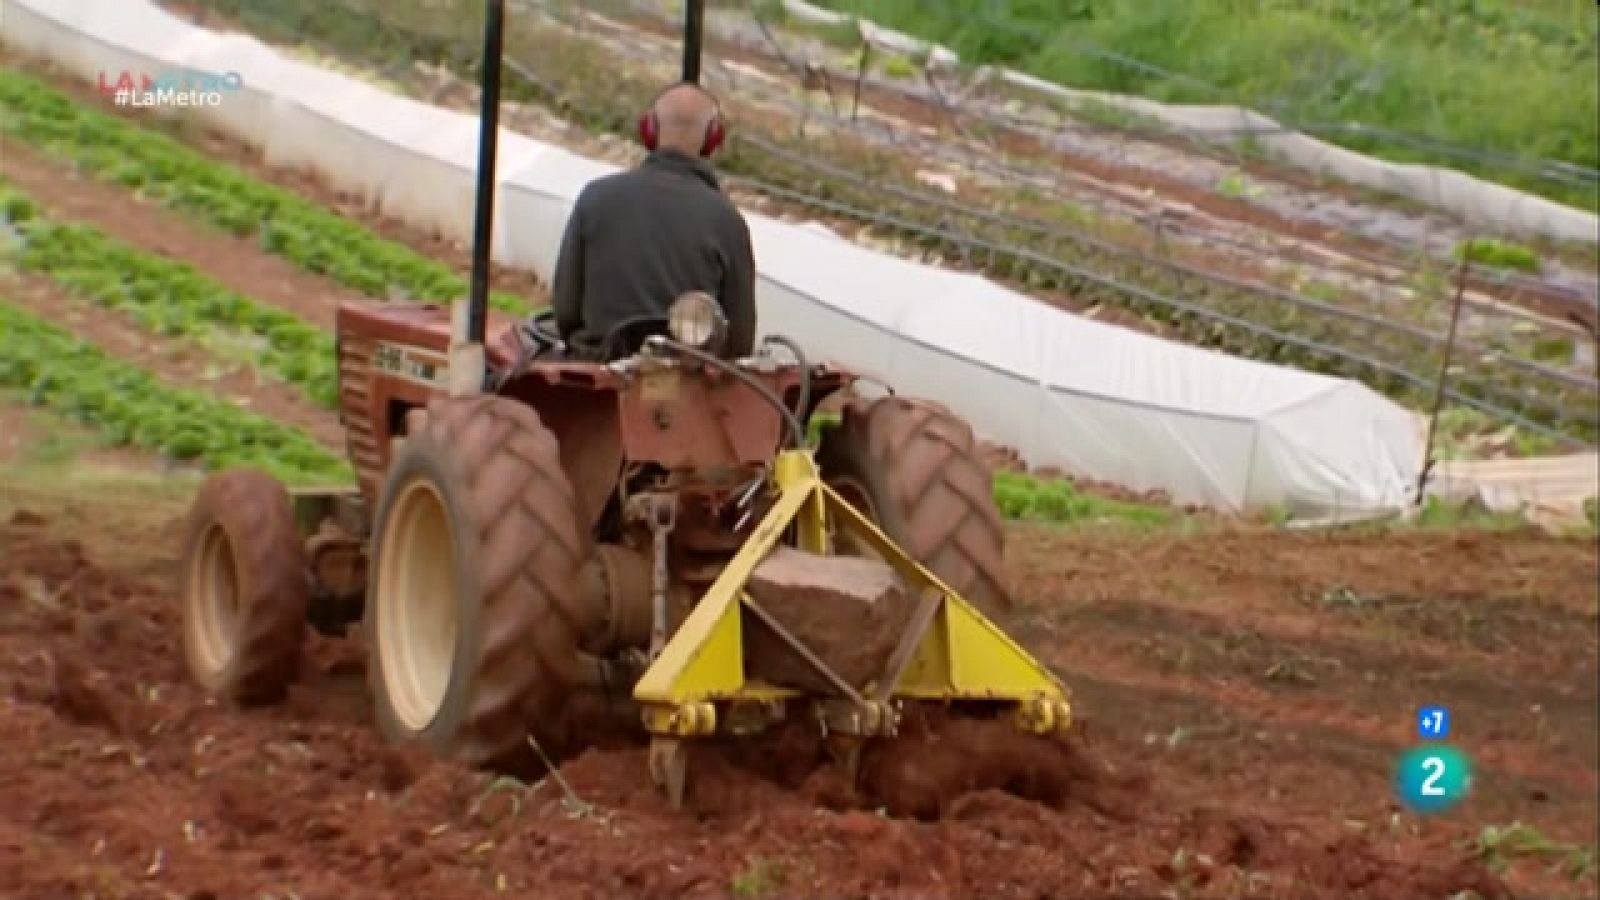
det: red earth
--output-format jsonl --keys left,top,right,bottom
{"left": 1, "top": 481, "right": 1593, "bottom": 899}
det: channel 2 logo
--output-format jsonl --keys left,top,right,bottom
{"left": 1396, "top": 705, "right": 1472, "bottom": 814}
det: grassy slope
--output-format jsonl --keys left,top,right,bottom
{"left": 809, "top": 0, "right": 1599, "bottom": 211}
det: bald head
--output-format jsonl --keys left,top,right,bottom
{"left": 650, "top": 83, "right": 721, "bottom": 156}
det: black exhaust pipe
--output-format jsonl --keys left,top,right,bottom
{"left": 465, "top": 0, "right": 505, "bottom": 347}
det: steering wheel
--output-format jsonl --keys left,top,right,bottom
{"left": 527, "top": 309, "right": 563, "bottom": 346}
{"left": 597, "top": 316, "right": 671, "bottom": 362}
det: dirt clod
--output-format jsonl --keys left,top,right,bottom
{"left": 745, "top": 546, "right": 914, "bottom": 690}
{"left": 860, "top": 710, "right": 1139, "bottom": 821}
{"left": 47, "top": 652, "right": 123, "bottom": 734}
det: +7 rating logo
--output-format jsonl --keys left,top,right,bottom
{"left": 1418, "top": 706, "right": 1450, "bottom": 740}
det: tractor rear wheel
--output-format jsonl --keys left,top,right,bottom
{"left": 365, "top": 395, "right": 589, "bottom": 769}
{"left": 178, "top": 469, "right": 310, "bottom": 705}
{"left": 817, "top": 396, "right": 1011, "bottom": 616}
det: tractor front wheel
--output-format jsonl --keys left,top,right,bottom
{"left": 365, "top": 395, "right": 589, "bottom": 769}
{"left": 817, "top": 396, "right": 1011, "bottom": 617}
{"left": 178, "top": 469, "right": 310, "bottom": 705}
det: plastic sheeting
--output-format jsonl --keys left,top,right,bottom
{"left": 750, "top": 222, "right": 1420, "bottom": 514}
{"left": 5, "top": 0, "right": 1423, "bottom": 517}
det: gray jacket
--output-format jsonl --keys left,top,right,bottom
{"left": 551, "top": 150, "right": 757, "bottom": 358}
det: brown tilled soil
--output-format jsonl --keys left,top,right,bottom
{"left": 1, "top": 475, "right": 1593, "bottom": 899}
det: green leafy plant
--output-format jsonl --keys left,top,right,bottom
{"left": 0, "top": 300, "right": 350, "bottom": 485}
{"left": 0, "top": 69, "right": 533, "bottom": 314}
{"left": 880, "top": 54, "right": 918, "bottom": 79}
{"left": 1260, "top": 503, "right": 1292, "bottom": 527}
{"left": 1468, "top": 821, "right": 1596, "bottom": 880}
{"left": 1214, "top": 170, "right": 1264, "bottom": 200}
{"left": 1528, "top": 334, "right": 1574, "bottom": 365}
{"left": 1453, "top": 237, "right": 1542, "bottom": 274}
{"left": 730, "top": 856, "right": 788, "bottom": 898}
{"left": 1426, "top": 405, "right": 1560, "bottom": 461}
{"left": 805, "top": 410, "right": 842, "bottom": 447}
{"left": 0, "top": 182, "right": 338, "bottom": 408}
{"left": 809, "top": 413, "right": 1176, "bottom": 525}
{"left": 1410, "top": 495, "right": 1531, "bottom": 532}
{"left": 992, "top": 469, "right": 1175, "bottom": 528}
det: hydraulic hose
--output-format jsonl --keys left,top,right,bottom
{"left": 759, "top": 335, "right": 811, "bottom": 435}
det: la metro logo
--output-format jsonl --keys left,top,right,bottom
{"left": 95, "top": 68, "right": 244, "bottom": 95}
{"left": 97, "top": 71, "right": 158, "bottom": 94}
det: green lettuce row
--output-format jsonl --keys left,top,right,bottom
{"left": 0, "top": 68, "right": 533, "bottom": 315}
{"left": 1, "top": 182, "right": 338, "bottom": 409}
{"left": 810, "top": 413, "right": 1176, "bottom": 525}
{"left": 0, "top": 300, "right": 352, "bottom": 486}
{"left": 992, "top": 469, "right": 1174, "bottom": 527}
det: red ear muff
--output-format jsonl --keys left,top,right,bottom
{"left": 638, "top": 82, "right": 726, "bottom": 158}
{"left": 699, "top": 112, "right": 725, "bottom": 157}
{"left": 638, "top": 109, "right": 660, "bottom": 151}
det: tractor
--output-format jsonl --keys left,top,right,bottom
{"left": 175, "top": 0, "right": 1071, "bottom": 806}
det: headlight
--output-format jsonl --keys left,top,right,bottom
{"left": 667, "top": 291, "right": 727, "bottom": 351}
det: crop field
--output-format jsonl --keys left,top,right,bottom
{"left": 810, "top": 0, "right": 1600, "bottom": 211}
{"left": 0, "top": 39, "right": 1597, "bottom": 900}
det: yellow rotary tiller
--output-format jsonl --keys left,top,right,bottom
{"left": 634, "top": 449, "right": 1073, "bottom": 807}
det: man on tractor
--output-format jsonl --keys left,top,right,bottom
{"left": 546, "top": 81, "right": 757, "bottom": 361}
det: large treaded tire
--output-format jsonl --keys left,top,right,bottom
{"left": 178, "top": 469, "right": 310, "bottom": 705}
{"left": 365, "top": 394, "right": 589, "bottom": 769}
{"left": 817, "top": 396, "right": 1011, "bottom": 616}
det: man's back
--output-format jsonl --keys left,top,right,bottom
{"left": 551, "top": 149, "right": 756, "bottom": 358}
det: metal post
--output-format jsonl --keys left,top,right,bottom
{"left": 466, "top": 0, "right": 505, "bottom": 348}
{"left": 1415, "top": 251, "right": 1472, "bottom": 504}
{"left": 682, "top": 0, "right": 705, "bottom": 84}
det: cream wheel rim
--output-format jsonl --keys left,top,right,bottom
{"left": 375, "top": 478, "right": 459, "bottom": 731}
{"left": 185, "top": 521, "right": 241, "bottom": 678}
